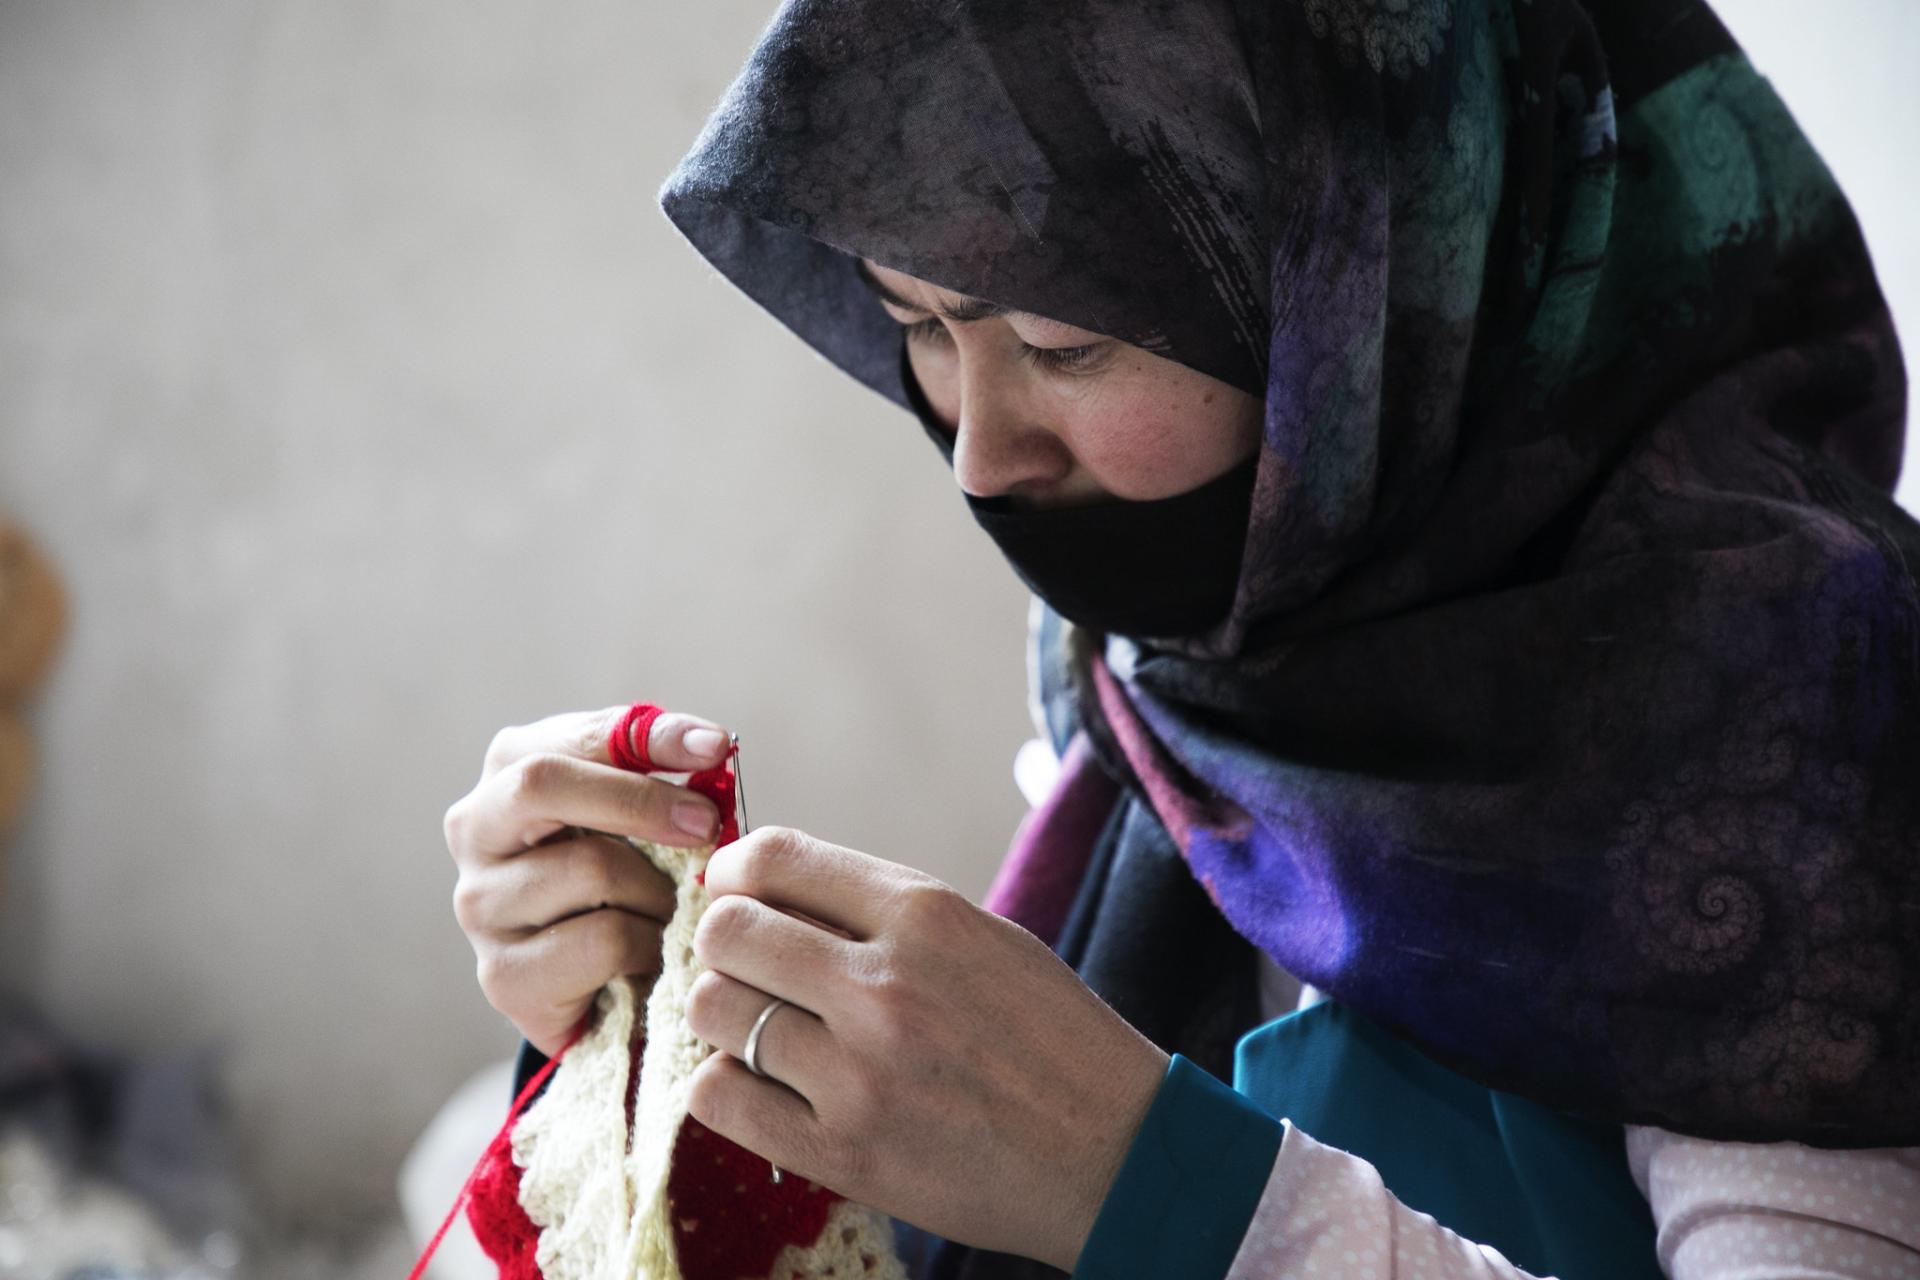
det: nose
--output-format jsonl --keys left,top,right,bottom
{"left": 949, "top": 359, "right": 1075, "bottom": 502}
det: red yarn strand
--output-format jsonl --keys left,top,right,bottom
{"left": 405, "top": 1010, "right": 593, "bottom": 1280}
{"left": 609, "top": 703, "right": 665, "bottom": 773}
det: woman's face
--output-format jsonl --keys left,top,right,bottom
{"left": 859, "top": 259, "right": 1263, "bottom": 508}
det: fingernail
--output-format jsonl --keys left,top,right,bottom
{"left": 673, "top": 799, "right": 717, "bottom": 838}
{"left": 682, "top": 727, "right": 726, "bottom": 759}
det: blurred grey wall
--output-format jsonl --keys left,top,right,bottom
{"left": 0, "top": 1, "right": 1038, "bottom": 1229}
{"left": 0, "top": 0, "right": 1913, "bottom": 1232}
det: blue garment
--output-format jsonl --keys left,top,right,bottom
{"left": 1069, "top": 999, "right": 1665, "bottom": 1280}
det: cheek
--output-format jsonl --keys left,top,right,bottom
{"left": 1065, "top": 366, "right": 1261, "bottom": 500}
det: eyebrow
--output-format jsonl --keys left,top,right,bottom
{"left": 853, "top": 257, "right": 1026, "bottom": 324}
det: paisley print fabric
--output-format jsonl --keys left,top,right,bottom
{"left": 655, "top": 0, "right": 1918, "bottom": 1191}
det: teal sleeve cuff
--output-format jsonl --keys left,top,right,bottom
{"left": 1072, "top": 1052, "right": 1285, "bottom": 1280}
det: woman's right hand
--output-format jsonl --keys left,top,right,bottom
{"left": 442, "top": 705, "right": 733, "bottom": 1057}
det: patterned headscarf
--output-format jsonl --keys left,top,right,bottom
{"left": 658, "top": 0, "right": 1919, "bottom": 1156}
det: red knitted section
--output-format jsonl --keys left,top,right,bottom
{"left": 409, "top": 1010, "right": 588, "bottom": 1280}
{"left": 467, "top": 1128, "right": 543, "bottom": 1280}
{"left": 667, "top": 1117, "right": 844, "bottom": 1280}
{"left": 684, "top": 761, "right": 739, "bottom": 848}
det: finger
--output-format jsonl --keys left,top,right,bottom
{"left": 485, "top": 706, "right": 732, "bottom": 778}
{"left": 455, "top": 753, "right": 721, "bottom": 860}
{"left": 465, "top": 833, "right": 679, "bottom": 939}
{"left": 702, "top": 826, "right": 907, "bottom": 942}
{"left": 484, "top": 909, "right": 666, "bottom": 1048}
{"left": 685, "top": 968, "right": 834, "bottom": 1105}
{"left": 691, "top": 892, "right": 862, "bottom": 1022}
{"left": 686, "top": 1051, "right": 835, "bottom": 1190}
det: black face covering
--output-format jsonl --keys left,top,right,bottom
{"left": 898, "top": 343, "right": 1257, "bottom": 639}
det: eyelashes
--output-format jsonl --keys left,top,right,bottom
{"left": 905, "top": 317, "right": 946, "bottom": 346}
{"left": 904, "top": 317, "right": 1106, "bottom": 374}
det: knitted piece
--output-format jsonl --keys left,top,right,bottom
{"left": 461, "top": 1029, "right": 598, "bottom": 1280}
{"left": 514, "top": 977, "right": 644, "bottom": 1278}
{"left": 467, "top": 1124, "right": 542, "bottom": 1280}
{"left": 662, "top": 1121, "right": 836, "bottom": 1278}
{"left": 449, "top": 749, "right": 908, "bottom": 1280}
{"left": 618, "top": 837, "right": 717, "bottom": 1275}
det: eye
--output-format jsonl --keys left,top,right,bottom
{"left": 1020, "top": 342, "right": 1106, "bottom": 374}
{"left": 904, "top": 317, "right": 1106, "bottom": 375}
{"left": 905, "top": 317, "right": 951, "bottom": 346}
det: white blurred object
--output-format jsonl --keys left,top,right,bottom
{"left": 0, "top": 1125, "right": 198, "bottom": 1279}
{"left": 398, "top": 1057, "right": 518, "bottom": 1280}
{"left": 1012, "top": 736, "right": 1063, "bottom": 809}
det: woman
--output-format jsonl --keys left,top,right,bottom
{"left": 441, "top": 0, "right": 1920, "bottom": 1275}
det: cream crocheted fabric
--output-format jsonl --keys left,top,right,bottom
{"left": 510, "top": 832, "right": 908, "bottom": 1280}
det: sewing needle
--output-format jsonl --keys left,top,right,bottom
{"left": 729, "top": 731, "right": 750, "bottom": 835}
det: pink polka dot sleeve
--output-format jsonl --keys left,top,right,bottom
{"left": 1220, "top": 1120, "right": 1548, "bottom": 1279}
{"left": 1625, "top": 1125, "right": 1920, "bottom": 1280}
{"left": 1216, "top": 1121, "right": 1920, "bottom": 1280}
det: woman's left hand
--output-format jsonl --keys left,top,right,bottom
{"left": 684, "top": 824, "right": 1170, "bottom": 1273}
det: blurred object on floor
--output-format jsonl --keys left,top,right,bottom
{"left": 0, "top": 980, "right": 515, "bottom": 1280}
{"left": 0, "top": 991, "right": 253, "bottom": 1278}
{"left": 0, "top": 1126, "right": 199, "bottom": 1278}
{"left": 398, "top": 1056, "right": 516, "bottom": 1280}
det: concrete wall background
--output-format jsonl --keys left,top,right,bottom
{"left": 0, "top": 0, "right": 1912, "bottom": 1232}
{"left": 0, "top": 1, "right": 1039, "bottom": 1231}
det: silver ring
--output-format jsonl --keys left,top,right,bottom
{"left": 743, "top": 996, "right": 788, "bottom": 1080}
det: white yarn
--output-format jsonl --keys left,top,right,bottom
{"left": 513, "top": 976, "right": 639, "bottom": 1280}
